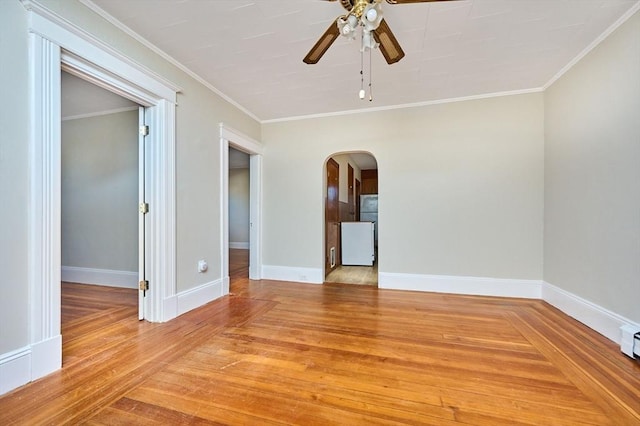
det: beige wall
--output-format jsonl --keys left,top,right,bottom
{"left": 229, "top": 168, "right": 250, "bottom": 245}
{"left": 544, "top": 11, "right": 640, "bottom": 323}
{"left": 61, "top": 110, "right": 138, "bottom": 272}
{"left": 0, "top": 0, "right": 30, "bottom": 354}
{"left": 263, "top": 93, "right": 545, "bottom": 279}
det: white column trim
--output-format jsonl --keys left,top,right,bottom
{"left": 28, "top": 34, "right": 62, "bottom": 375}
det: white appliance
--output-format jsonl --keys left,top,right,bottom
{"left": 360, "top": 194, "right": 378, "bottom": 244}
{"left": 341, "top": 222, "right": 375, "bottom": 266}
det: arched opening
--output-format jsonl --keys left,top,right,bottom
{"left": 324, "top": 152, "right": 378, "bottom": 286}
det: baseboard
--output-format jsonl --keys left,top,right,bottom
{"left": 542, "top": 281, "right": 640, "bottom": 345}
{"left": 378, "top": 272, "right": 542, "bottom": 299}
{"left": 229, "top": 242, "right": 249, "bottom": 250}
{"left": 31, "top": 335, "right": 62, "bottom": 380}
{"left": 0, "top": 335, "right": 62, "bottom": 396}
{"left": 0, "top": 347, "right": 31, "bottom": 395}
{"left": 176, "top": 279, "right": 225, "bottom": 316}
{"left": 62, "top": 266, "right": 137, "bottom": 289}
{"left": 261, "top": 265, "right": 323, "bottom": 284}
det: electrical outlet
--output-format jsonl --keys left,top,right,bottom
{"left": 198, "top": 259, "right": 208, "bottom": 273}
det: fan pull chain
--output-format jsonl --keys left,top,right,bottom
{"left": 359, "top": 31, "right": 365, "bottom": 100}
{"left": 369, "top": 47, "right": 373, "bottom": 102}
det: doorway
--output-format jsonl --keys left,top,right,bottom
{"left": 324, "top": 152, "right": 378, "bottom": 286}
{"left": 60, "top": 71, "right": 143, "bottom": 360}
{"left": 220, "top": 125, "right": 264, "bottom": 291}
{"left": 27, "top": 14, "right": 178, "bottom": 380}
{"left": 228, "top": 147, "right": 250, "bottom": 280}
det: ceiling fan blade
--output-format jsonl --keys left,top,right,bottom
{"left": 386, "top": 0, "right": 460, "bottom": 4}
{"left": 303, "top": 19, "right": 341, "bottom": 64}
{"left": 372, "top": 18, "right": 405, "bottom": 64}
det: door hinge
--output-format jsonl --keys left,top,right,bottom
{"left": 139, "top": 280, "right": 149, "bottom": 291}
{"left": 139, "top": 202, "right": 149, "bottom": 214}
{"left": 139, "top": 125, "right": 149, "bottom": 136}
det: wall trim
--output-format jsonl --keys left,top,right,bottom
{"left": 542, "top": 281, "right": 640, "bottom": 346}
{"left": 261, "top": 265, "right": 324, "bottom": 284}
{"left": 176, "top": 279, "right": 224, "bottom": 317}
{"left": 543, "top": 1, "right": 640, "bottom": 90}
{"left": 30, "top": 335, "right": 62, "bottom": 381}
{"left": 61, "top": 266, "right": 138, "bottom": 288}
{"left": 0, "top": 347, "right": 32, "bottom": 395}
{"left": 378, "top": 272, "right": 542, "bottom": 299}
{"left": 229, "top": 242, "right": 249, "bottom": 250}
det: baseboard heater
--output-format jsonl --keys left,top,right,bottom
{"left": 620, "top": 325, "right": 640, "bottom": 359}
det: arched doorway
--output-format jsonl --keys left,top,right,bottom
{"left": 324, "top": 152, "right": 378, "bottom": 286}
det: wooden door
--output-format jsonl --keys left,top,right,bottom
{"left": 348, "top": 164, "right": 355, "bottom": 221}
{"left": 326, "top": 158, "right": 340, "bottom": 276}
{"left": 355, "top": 179, "right": 361, "bottom": 222}
{"left": 361, "top": 169, "right": 378, "bottom": 194}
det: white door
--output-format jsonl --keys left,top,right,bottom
{"left": 138, "top": 107, "right": 146, "bottom": 320}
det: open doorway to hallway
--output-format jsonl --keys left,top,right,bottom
{"left": 228, "top": 147, "right": 250, "bottom": 280}
{"left": 324, "top": 152, "right": 378, "bottom": 286}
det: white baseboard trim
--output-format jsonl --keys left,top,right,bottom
{"left": 378, "top": 272, "right": 542, "bottom": 299}
{"left": 0, "top": 347, "right": 31, "bottom": 395}
{"left": 542, "top": 281, "right": 640, "bottom": 345}
{"left": 62, "top": 266, "right": 137, "bottom": 289}
{"left": 176, "top": 279, "right": 225, "bottom": 317}
{"left": 0, "top": 335, "right": 62, "bottom": 396}
{"left": 261, "top": 265, "right": 323, "bottom": 284}
{"left": 31, "top": 335, "right": 62, "bottom": 380}
{"left": 229, "top": 242, "right": 249, "bottom": 250}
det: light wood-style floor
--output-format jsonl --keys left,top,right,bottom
{"left": 325, "top": 264, "right": 378, "bottom": 286}
{"left": 1, "top": 252, "right": 639, "bottom": 424}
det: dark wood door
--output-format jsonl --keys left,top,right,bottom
{"left": 355, "top": 179, "right": 361, "bottom": 222}
{"left": 348, "top": 164, "right": 355, "bottom": 221}
{"left": 325, "top": 158, "right": 340, "bottom": 276}
{"left": 361, "top": 169, "right": 378, "bottom": 194}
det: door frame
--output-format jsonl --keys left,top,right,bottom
{"left": 220, "top": 124, "right": 264, "bottom": 288}
{"left": 25, "top": 2, "right": 178, "bottom": 380}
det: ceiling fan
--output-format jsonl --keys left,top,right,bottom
{"left": 303, "top": 0, "right": 459, "bottom": 65}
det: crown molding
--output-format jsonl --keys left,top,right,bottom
{"left": 543, "top": 1, "right": 640, "bottom": 90}
{"left": 78, "top": 0, "right": 261, "bottom": 123}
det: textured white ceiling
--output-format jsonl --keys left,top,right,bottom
{"left": 84, "top": 0, "right": 639, "bottom": 122}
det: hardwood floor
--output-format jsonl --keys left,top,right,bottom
{"left": 1, "top": 258, "right": 639, "bottom": 424}
{"left": 325, "top": 264, "right": 378, "bottom": 286}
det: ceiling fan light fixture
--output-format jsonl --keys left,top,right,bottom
{"left": 337, "top": 14, "right": 359, "bottom": 39}
{"left": 362, "top": 2, "right": 383, "bottom": 31}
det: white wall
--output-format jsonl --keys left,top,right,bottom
{"left": 262, "top": 93, "right": 545, "bottom": 282}
{"left": 544, "top": 10, "right": 640, "bottom": 323}
{"left": 61, "top": 110, "right": 138, "bottom": 273}
{"left": 229, "top": 168, "right": 250, "bottom": 247}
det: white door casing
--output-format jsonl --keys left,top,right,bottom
{"left": 24, "top": 0, "right": 178, "bottom": 381}
{"left": 220, "top": 124, "right": 264, "bottom": 286}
